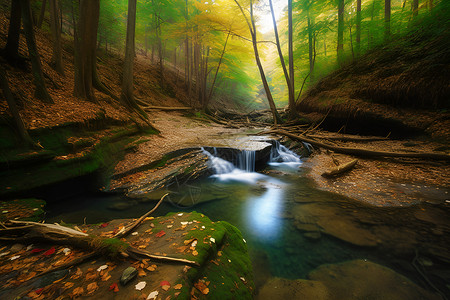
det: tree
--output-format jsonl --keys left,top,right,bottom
{"left": 0, "top": 66, "right": 35, "bottom": 147}
{"left": 337, "top": 0, "right": 345, "bottom": 66}
{"left": 385, "top": 0, "right": 391, "bottom": 41}
{"left": 49, "top": 0, "right": 64, "bottom": 75}
{"left": 233, "top": 0, "right": 281, "bottom": 124}
{"left": 20, "top": 0, "right": 53, "bottom": 103}
{"left": 2, "top": 0, "right": 23, "bottom": 65}
{"left": 412, "top": 0, "right": 419, "bottom": 17}
{"left": 288, "top": 0, "right": 296, "bottom": 117}
{"left": 120, "top": 0, "right": 142, "bottom": 113}
{"left": 356, "top": 0, "right": 361, "bottom": 56}
{"left": 73, "top": 0, "right": 100, "bottom": 102}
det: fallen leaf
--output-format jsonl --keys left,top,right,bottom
{"left": 10, "top": 255, "right": 20, "bottom": 260}
{"left": 146, "top": 265, "right": 157, "bottom": 272}
{"left": 87, "top": 282, "right": 98, "bottom": 295}
{"left": 192, "top": 250, "right": 198, "bottom": 256}
{"left": 138, "top": 269, "right": 147, "bottom": 277}
{"left": 155, "top": 230, "right": 166, "bottom": 238}
{"left": 202, "top": 287, "right": 210, "bottom": 294}
{"left": 135, "top": 281, "right": 146, "bottom": 290}
{"left": 71, "top": 268, "right": 83, "bottom": 280}
{"left": 97, "top": 265, "right": 108, "bottom": 272}
{"left": 162, "top": 285, "right": 170, "bottom": 291}
{"left": 72, "top": 287, "right": 84, "bottom": 297}
{"left": 99, "top": 222, "right": 109, "bottom": 228}
{"left": 31, "top": 248, "right": 45, "bottom": 253}
{"left": 160, "top": 280, "right": 170, "bottom": 287}
{"left": 42, "top": 247, "right": 55, "bottom": 256}
{"left": 147, "top": 291, "right": 158, "bottom": 300}
{"left": 101, "top": 272, "right": 111, "bottom": 281}
{"left": 174, "top": 284, "right": 182, "bottom": 290}
{"left": 109, "top": 282, "right": 119, "bottom": 292}
{"left": 64, "top": 282, "right": 74, "bottom": 289}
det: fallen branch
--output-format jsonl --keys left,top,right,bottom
{"left": 269, "top": 130, "right": 450, "bottom": 161}
{"left": 114, "top": 193, "right": 169, "bottom": 238}
{"left": 322, "top": 159, "right": 358, "bottom": 177}
{"left": 306, "top": 134, "right": 388, "bottom": 142}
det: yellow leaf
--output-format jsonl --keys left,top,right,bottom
{"left": 174, "top": 284, "right": 183, "bottom": 290}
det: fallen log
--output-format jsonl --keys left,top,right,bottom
{"left": 306, "top": 134, "right": 388, "bottom": 142}
{"left": 322, "top": 159, "right": 358, "bottom": 177}
{"left": 144, "top": 106, "right": 193, "bottom": 111}
{"left": 269, "top": 130, "right": 450, "bottom": 161}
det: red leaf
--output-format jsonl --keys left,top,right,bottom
{"left": 42, "top": 247, "right": 55, "bottom": 256}
{"left": 109, "top": 282, "right": 119, "bottom": 292}
{"left": 99, "top": 223, "right": 109, "bottom": 228}
{"left": 160, "top": 280, "right": 170, "bottom": 286}
{"left": 155, "top": 230, "right": 166, "bottom": 238}
{"left": 31, "top": 248, "right": 45, "bottom": 253}
{"left": 35, "top": 288, "right": 44, "bottom": 294}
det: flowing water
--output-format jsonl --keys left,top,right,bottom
{"left": 46, "top": 141, "right": 449, "bottom": 297}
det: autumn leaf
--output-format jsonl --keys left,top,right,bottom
{"left": 135, "top": 281, "right": 146, "bottom": 290}
{"left": 87, "top": 282, "right": 98, "bottom": 295}
{"left": 42, "top": 247, "right": 55, "bottom": 256}
{"left": 160, "top": 280, "right": 171, "bottom": 291}
{"left": 155, "top": 230, "right": 166, "bottom": 238}
{"left": 109, "top": 282, "right": 119, "bottom": 292}
{"left": 138, "top": 268, "right": 147, "bottom": 277}
{"left": 174, "top": 284, "right": 183, "bottom": 290}
{"left": 71, "top": 287, "right": 84, "bottom": 297}
{"left": 192, "top": 250, "right": 198, "bottom": 256}
{"left": 101, "top": 272, "right": 111, "bottom": 281}
{"left": 31, "top": 248, "right": 45, "bottom": 253}
{"left": 99, "top": 222, "right": 109, "bottom": 228}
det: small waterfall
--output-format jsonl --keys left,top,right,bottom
{"left": 238, "top": 150, "right": 256, "bottom": 172}
{"left": 201, "top": 148, "right": 235, "bottom": 174}
{"left": 270, "top": 141, "right": 301, "bottom": 163}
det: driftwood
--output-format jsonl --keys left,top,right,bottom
{"left": 269, "top": 130, "right": 450, "bottom": 161}
{"left": 322, "top": 159, "right": 358, "bottom": 177}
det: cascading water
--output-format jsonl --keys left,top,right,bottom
{"left": 201, "top": 147, "right": 235, "bottom": 174}
{"left": 269, "top": 141, "right": 302, "bottom": 168}
{"left": 238, "top": 150, "right": 256, "bottom": 172}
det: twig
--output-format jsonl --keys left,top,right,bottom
{"left": 127, "top": 247, "right": 199, "bottom": 266}
{"left": 114, "top": 193, "right": 169, "bottom": 238}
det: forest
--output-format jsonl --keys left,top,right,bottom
{"left": 0, "top": 0, "right": 449, "bottom": 299}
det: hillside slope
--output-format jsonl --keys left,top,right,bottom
{"left": 297, "top": 3, "right": 450, "bottom": 140}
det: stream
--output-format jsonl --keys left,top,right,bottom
{"left": 46, "top": 140, "right": 450, "bottom": 298}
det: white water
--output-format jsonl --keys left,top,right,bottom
{"left": 201, "top": 142, "right": 302, "bottom": 239}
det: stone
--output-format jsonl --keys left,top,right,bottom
{"left": 10, "top": 244, "right": 24, "bottom": 253}
{"left": 120, "top": 267, "right": 138, "bottom": 286}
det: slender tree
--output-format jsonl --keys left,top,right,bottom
{"left": 20, "top": 0, "right": 53, "bottom": 103}
{"left": 49, "top": 0, "right": 64, "bottom": 75}
{"left": 385, "top": 0, "right": 391, "bottom": 41}
{"left": 413, "top": 0, "right": 419, "bottom": 16}
{"left": 120, "top": 0, "right": 142, "bottom": 114}
{"left": 337, "top": 0, "right": 345, "bottom": 66}
{"left": 356, "top": 0, "right": 361, "bottom": 56}
{"left": 288, "top": 0, "right": 296, "bottom": 117}
{"left": 37, "top": 0, "right": 47, "bottom": 28}
{"left": 233, "top": 0, "right": 281, "bottom": 124}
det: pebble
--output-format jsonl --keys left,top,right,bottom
{"left": 120, "top": 267, "right": 138, "bottom": 286}
{"left": 10, "top": 244, "right": 24, "bottom": 253}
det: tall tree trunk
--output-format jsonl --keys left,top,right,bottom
{"left": 307, "top": 14, "right": 315, "bottom": 82}
{"left": 287, "top": 0, "right": 296, "bottom": 117}
{"left": 49, "top": 0, "right": 64, "bottom": 75}
{"left": 73, "top": 0, "right": 99, "bottom": 102}
{"left": 20, "top": 0, "right": 53, "bottom": 103}
{"left": 385, "top": 0, "right": 391, "bottom": 41}
{"left": 349, "top": 26, "right": 354, "bottom": 60}
{"left": 120, "top": 0, "right": 140, "bottom": 112}
{"left": 324, "top": 40, "right": 327, "bottom": 56}
{"left": 0, "top": 65, "right": 35, "bottom": 147}
{"left": 356, "top": 0, "right": 361, "bottom": 57}
{"left": 337, "top": 0, "right": 345, "bottom": 66}
{"left": 3, "top": 0, "right": 22, "bottom": 61}
{"left": 233, "top": 0, "right": 281, "bottom": 124}
{"left": 205, "top": 30, "right": 230, "bottom": 109}
{"left": 269, "top": 0, "right": 293, "bottom": 115}
{"left": 37, "top": 0, "right": 47, "bottom": 28}
{"left": 412, "top": 0, "right": 419, "bottom": 16}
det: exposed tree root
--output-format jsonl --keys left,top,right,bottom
{"left": 268, "top": 129, "right": 450, "bottom": 161}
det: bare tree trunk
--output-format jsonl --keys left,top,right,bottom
{"left": 37, "top": 0, "right": 47, "bottom": 28}
{"left": 385, "top": 0, "right": 391, "bottom": 41}
{"left": 20, "top": 0, "right": 53, "bottom": 103}
{"left": 0, "top": 65, "right": 35, "bottom": 147}
{"left": 205, "top": 30, "right": 230, "bottom": 109}
{"left": 307, "top": 14, "right": 315, "bottom": 81}
{"left": 269, "top": 0, "right": 293, "bottom": 114}
{"left": 412, "top": 0, "right": 419, "bottom": 16}
{"left": 49, "top": 0, "right": 64, "bottom": 75}
{"left": 349, "top": 26, "right": 354, "bottom": 60}
{"left": 337, "top": 0, "right": 344, "bottom": 66}
{"left": 3, "top": 0, "right": 22, "bottom": 62}
{"left": 287, "top": 0, "right": 296, "bottom": 117}
{"left": 356, "top": 0, "right": 361, "bottom": 56}
{"left": 73, "top": 0, "right": 99, "bottom": 103}
{"left": 233, "top": 0, "right": 281, "bottom": 124}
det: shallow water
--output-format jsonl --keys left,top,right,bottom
{"left": 46, "top": 149, "right": 450, "bottom": 297}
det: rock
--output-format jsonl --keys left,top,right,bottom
{"left": 10, "top": 244, "right": 24, "bottom": 253}
{"left": 120, "top": 267, "right": 138, "bottom": 286}
{"left": 257, "top": 277, "right": 329, "bottom": 300}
